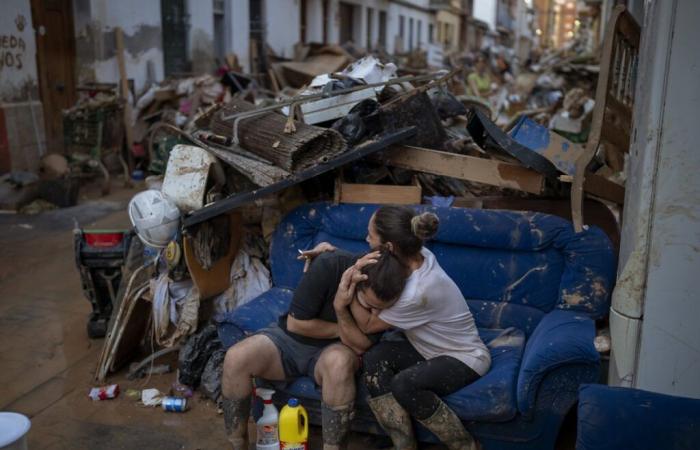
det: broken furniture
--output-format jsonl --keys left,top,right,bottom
{"left": 576, "top": 384, "right": 700, "bottom": 450}
{"left": 570, "top": 5, "right": 640, "bottom": 232}
{"left": 182, "top": 127, "right": 416, "bottom": 227}
{"left": 216, "top": 202, "right": 617, "bottom": 450}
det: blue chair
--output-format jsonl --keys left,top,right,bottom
{"left": 577, "top": 384, "right": 700, "bottom": 450}
{"left": 218, "top": 202, "right": 617, "bottom": 450}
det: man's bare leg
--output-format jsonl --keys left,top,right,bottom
{"left": 221, "top": 335, "right": 286, "bottom": 449}
{"left": 314, "top": 344, "right": 360, "bottom": 450}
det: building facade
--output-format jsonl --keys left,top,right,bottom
{"left": 1, "top": 0, "right": 537, "bottom": 175}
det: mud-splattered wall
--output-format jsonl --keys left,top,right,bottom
{"left": 0, "top": 0, "right": 44, "bottom": 173}
{"left": 73, "top": 0, "right": 165, "bottom": 94}
{"left": 72, "top": 0, "right": 217, "bottom": 94}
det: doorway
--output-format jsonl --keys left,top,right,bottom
{"left": 161, "top": 0, "right": 189, "bottom": 76}
{"left": 31, "top": 0, "right": 77, "bottom": 154}
{"left": 339, "top": 2, "right": 355, "bottom": 44}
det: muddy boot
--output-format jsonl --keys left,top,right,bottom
{"left": 222, "top": 395, "right": 251, "bottom": 450}
{"left": 417, "top": 400, "right": 477, "bottom": 450}
{"left": 367, "top": 394, "right": 417, "bottom": 450}
{"left": 322, "top": 402, "right": 354, "bottom": 450}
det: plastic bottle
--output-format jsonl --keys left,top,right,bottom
{"left": 255, "top": 388, "right": 280, "bottom": 450}
{"left": 279, "top": 398, "right": 309, "bottom": 450}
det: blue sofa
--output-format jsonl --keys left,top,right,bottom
{"left": 577, "top": 384, "right": 700, "bottom": 450}
{"left": 217, "top": 202, "right": 616, "bottom": 450}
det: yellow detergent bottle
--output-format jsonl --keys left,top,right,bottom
{"left": 279, "top": 398, "right": 308, "bottom": 450}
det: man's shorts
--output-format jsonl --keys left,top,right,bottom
{"left": 257, "top": 324, "right": 331, "bottom": 380}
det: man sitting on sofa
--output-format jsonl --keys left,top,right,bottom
{"left": 221, "top": 250, "right": 407, "bottom": 450}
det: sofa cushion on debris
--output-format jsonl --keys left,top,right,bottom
{"left": 217, "top": 202, "right": 616, "bottom": 450}
{"left": 576, "top": 384, "right": 700, "bottom": 450}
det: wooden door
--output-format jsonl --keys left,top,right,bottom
{"left": 31, "top": 0, "right": 77, "bottom": 154}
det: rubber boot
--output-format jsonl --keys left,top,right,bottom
{"left": 367, "top": 394, "right": 418, "bottom": 450}
{"left": 321, "top": 402, "right": 354, "bottom": 450}
{"left": 222, "top": 395, "right": 251, "bottom": 450}
{"left": 417, "top": 400, "right": 477, "bottom": 450}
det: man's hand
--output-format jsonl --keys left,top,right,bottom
{"left": 333, "top": 266, "right": 366, "bottom": 310}
{"left": 298, "top": 242, "right": 337, "bottom": 272}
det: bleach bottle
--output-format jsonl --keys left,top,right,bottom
{"left": 255, "top": 388, "right": 280, "bottom": 450}
{"left": 279, "top": 398, "right": 308, "bottom": 450}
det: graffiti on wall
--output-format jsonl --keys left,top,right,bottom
{"left": 0, "top": 15, "right": 28, "bottom": 71}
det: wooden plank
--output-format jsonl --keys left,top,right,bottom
{"left": 381, "top": 145, "right": 545, "bottom": 195}
{"left": 115, "top": 27, "right": 135, "bottom": 172}
{"left": 583, "top": 173, "right": 626, "bottom": 204}
{"left": 337, "top": 182, "right": 421, "bottom": 205}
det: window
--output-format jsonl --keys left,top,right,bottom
{"left": 429, "top": 23, "right": 434, "bottom": 43}
{"left": 339, "top": 2, "right": 355, "bottom": 43}
{"left": 378, "top": 10, "right": 387, "bottom": 48}
{"left": 399, "top": 15, "right": 405, "bottom": 38}
{"left": 213, "top": 0, "right": 226, "bottom": 62}
{"left": 417, "top": 20, "right": 422, "bottom": 48}
{"left": 409, "top": 17, "right": 414, "bottom": 50}
{"left": 366, "top": 7, "right": 373, "bottom": 48}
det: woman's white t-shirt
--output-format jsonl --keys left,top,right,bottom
{"left": 378, "top": 248, "right": 492, "bottom": 376}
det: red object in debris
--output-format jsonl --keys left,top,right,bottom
{"left": 131, "top": 142, "right": 146, "bottom": 158}
{"left": 89, "top": 384, "right": 120, "bottom": 400}
{"left": 84, "top": 232, "right": 125, "bottom": 248}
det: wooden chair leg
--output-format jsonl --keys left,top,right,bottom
{"left": 571, "top": 151, "right": 592, "bottom": 233}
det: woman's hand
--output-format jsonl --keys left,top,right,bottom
{"left": 354, "top": 250, "right": 380, "bottom": 271}
{"left": 334, "top": 266, "right": 367, "bottom": 310}
{"left": 297, "top": 242, "right": 337, "bottom": 272}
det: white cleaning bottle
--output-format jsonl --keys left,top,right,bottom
{"left": 256, "top": 388, "right": 280, "bottom": 450}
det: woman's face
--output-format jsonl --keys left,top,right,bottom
{"left": 476, "top": 58, "right": 486, "bottom": 72}
{"left": 366, "top": 214, "right": 383, "bottom": 250}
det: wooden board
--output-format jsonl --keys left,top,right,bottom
{"left": 115, "top": 27, "right": 135, "bottom": 171}
{"left": 335, "top": 180, "right": 421, "bottom": 205}
{"left": 381, "top": 145, "right": 545, "bottom": 195}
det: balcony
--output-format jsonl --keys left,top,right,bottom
{"left": 429, "top": 0, "right": 464, "bottom": 14}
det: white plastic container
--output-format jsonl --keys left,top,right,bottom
{"left": 0, "top": 412, "right": 30, "bottom": 450}
{"left": 255, "top": 388, "right": 280, "bottom": 450}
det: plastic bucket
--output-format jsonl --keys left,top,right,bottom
{"left": 0, "top": 413, "right": 30, "bottom": 450}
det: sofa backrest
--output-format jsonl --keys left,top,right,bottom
{"left": 270, "top": 203, "right": 616, "bottom": 335}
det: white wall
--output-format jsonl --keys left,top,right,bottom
{"left": 230, "top": 0, "right": 250, "bottom": 72}
{"left": 266, "top": 0, "right": 301, "bottom": 58}
{"left": 188, "top": 0, "right": 215, "bottom": 72}
{"left": 473, "top": 0, "right": 497, "bottom": 31}
{"left": 0, "top": 0, "right": 40, "bottom": 102}
{"left": 0, "top": 0, "right": 44, "bottom": 173}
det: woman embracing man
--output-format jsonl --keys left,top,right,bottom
{"left": 303, "top": 205, "right": 491, "bottom": 450}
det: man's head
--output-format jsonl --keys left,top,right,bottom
{"left": 355, "top": 251, "right": 408, "bottom": 311}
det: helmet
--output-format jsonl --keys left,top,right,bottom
{"left": 128, "top": 190, "right": 181, "bottom": 248}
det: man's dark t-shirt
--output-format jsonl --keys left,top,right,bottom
{"left": 279, "top": 251, "right": 369, "bottom": 347}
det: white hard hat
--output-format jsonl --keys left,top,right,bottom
{"left": 128, "top": 190, "right": 181, "bottom": 248}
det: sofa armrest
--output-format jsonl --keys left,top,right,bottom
{"left": 216, "top": 287, "right": 293, "bottom": 348}
{"left": 517, "top": 310, "right": 599, "bottom": 417}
